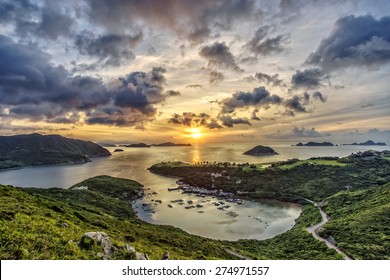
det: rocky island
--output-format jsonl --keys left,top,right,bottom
{"left": 295, "top": 142, "right": 334, "bottom": 146}
{"left": 243, "top": 145, "right": 278, "bottom": 156}
{"left": 0, "top": 133, "right": 111, "bottom": 169}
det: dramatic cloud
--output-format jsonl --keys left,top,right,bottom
{"left": 86, "top": 0, "right": 258, "bottom": 44}
{"left": 0, "top": 0, "right": 74, "bottom": 40}
{"left": 246, "top": 26, "right": 287, "bottom": 56}
{"left": 209, "top": 70, "right": 224, "bottom": 85}
{"left": 219, "top": 115, "right": 251, "bottom": 127}
{"left": 0, "top": 35, "right": 169, "bottom": 127}
{"left": 291, "top": 68, "right": 325, "bottom": 89}
{"left": 199, "top": 42, "right": 242, "bottom": 71}
{"left": 75, "top": 32, "right": 142, "bottom": 67}
{"left": 254, "top": 72, "right": 286, "bottom": 87}
{"left": 265, "top": 126, "right": 331, "bottom": 139}
{"left": 306, "top": 15, "right": 390, "bottom": 71}
{"left": 168, "top": 112, "right": 222, "bottom": 129}
{"left": 220, "top": 86, "right": 282, "bottom": 114}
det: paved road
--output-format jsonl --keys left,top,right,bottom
{"left": 305, "top": 199, "right": 352, "bottom": 260}
{"left": 224, "top": 248, "right": 252, "bottom": 260}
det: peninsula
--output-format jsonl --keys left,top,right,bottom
{"left": 0, "top": 134, "right": 110, "bottom": 169}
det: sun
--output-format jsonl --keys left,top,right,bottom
{"left": 189, "top": 127, "right": 203, "bottom": 139}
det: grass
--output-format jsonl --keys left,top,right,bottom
{"left": 276, "top": 159, "right": 347, "bottom": 170}
{"left": 318, "top": 183, "right": 390, "bottom": 259}
{"left": 0, "top": 175, "right": 346, "bottom": 260}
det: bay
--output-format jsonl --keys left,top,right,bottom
{"left": 0, "top": 143, "right": 387, "bottom": 241}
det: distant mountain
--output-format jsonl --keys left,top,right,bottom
{"left": 154, "top": 142, "right": 191, "bottom": 147}
{"left": 343, "top": 140, "right": 386, "bottom": 146}
{"left": 0, "top": 133, "right": 111, "bottom": 169}
{"left": 295, "top": 142, "right": 334, "bottom": 147}
{"left": 244, "top": 145, "right": 278, "bottom": 156}
{"left": 122, "top": 143, "right": 151, "bottom": 148}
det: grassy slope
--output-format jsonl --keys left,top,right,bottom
{"left": 319, "top": 183, "right": 390, "bottom": 259}
{"left": 0, "top": 175, "right": 342, "bottom": 260}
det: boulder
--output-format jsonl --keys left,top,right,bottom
{"left": 135, "top": 252, "right": 149, "bottom": 260}
{"left": 79, "top": 231, "right": 113, "bottom": 259}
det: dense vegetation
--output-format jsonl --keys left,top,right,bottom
{"left": 0, "top": 133, "right": 111, "bottom": 169}
{"left": 224, "top": 204, "right": 343, "bottom": 260}
{"left": 150, "top": 151, "right": 390, "bottom": 203}
{"left": 318, "top": 183, "right": 390, "bottom": 259}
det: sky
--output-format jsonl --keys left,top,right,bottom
{"left": 0, "top": 0, "right": 389, "bottom": 144}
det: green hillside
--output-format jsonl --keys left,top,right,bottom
{"left": 0, "top": 134, "right": 111, "bottom": 169}
{"left": 319, "top": 183, "right": 390, "bottom": 259}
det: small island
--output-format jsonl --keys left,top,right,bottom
{"left": 343, "top": 140, "right": 386, "bottom": 146}
{"left": 113, "top": 149, "right": 124, "bottom": 152}
{"left": 243, "top": 145, "right": 278, "bottom": 156}
{"left": 295, "top": 142, "right": 334, "bottom": 147}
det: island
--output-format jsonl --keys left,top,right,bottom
{"left": 243, "top": 145, "right": 278, "bottom": 156}
{"left": 153, "top": 142, "right": 192, "bottom": 147}
{"left": 295, "top": 141, "right": 334, "bottom": 146}
{"left": 113, "top": 149, "right": 124, "bottom": 152}
{"left": 0, "top": 133, "right": 111, "bottom": 169}
{"left": 343, "top": 140, "right": 387, "bottom": 146}
{"left": 121, "top": 143, "right": 151, "bottom": 148}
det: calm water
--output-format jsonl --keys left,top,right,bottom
{"left": 0, "top": 143, "right": 388, "bottom": 241}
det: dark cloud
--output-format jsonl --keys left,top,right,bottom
{"left": 1, "top": 0, "right": 73, "bottom": 40}
{"left": 199, "top": 42, "right": 242, "bottom": 72}
{"left": 251, "top": 109, "right": 261, "bottom": 120}
{"left": 165, "top": 90, "right": 182, "bottom": 97}
{"left": 148, "top": 47, "right": 157, "bottom": 55}
{"left": 0, "top": 35, "right": 169, "bottom": 127}
{"left": 37, "top": 4, "right": 74, "bottom": 40}
{"left": 265, "top": 126, "right": 330, "bottom": 139}
{"left": 246, "top": 26, "right": 287, "bottom": 56}
{"left": 283, "top": 95, "right": 308, "bottom": 113}
{"left": 168, "top": 112, "right": 222, "bottom": 129}
{"left": 312, "top": 91, "right": 326, "bottom": 102}
{"left": 220, "top": 86, "right": 282, "bottom": 114}
{"left": 86, "top": 0, "right": 258, "bottom": 44}
{"left": 283, "top": 91, "right": 326, "bottom": 115}
{"left": 113, "top": 67, "right": 167, "bottom": 114}
{"left": 209, "top": 70, "right": 224, "bottom": 85}
{"left": 219, "top": 115, "right": 251, "bottom": 127}
{"left": 306, "top": 15, "right": 390, "bottom": 71}
{"left": 186, "top": 84, "right": 203, "bottom": 89}
{"left": 291, "top": 68, "right": 325, "bottom": 89}
{"left": 254, "top": 72, "right": 286, "bottom": 87}
{"left": 75, "top": 32, "right": 142, "bottom": 67}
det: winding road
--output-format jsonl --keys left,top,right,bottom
{"left": 305, "top": 199, "right": 352, "bottom": 260}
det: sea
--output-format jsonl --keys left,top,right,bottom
{"left": 0, "top": 142, "right": 388, "bottom": 241}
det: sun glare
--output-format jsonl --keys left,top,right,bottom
{"left": 189, "top": 128, "right": 203, "bottom": 139}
